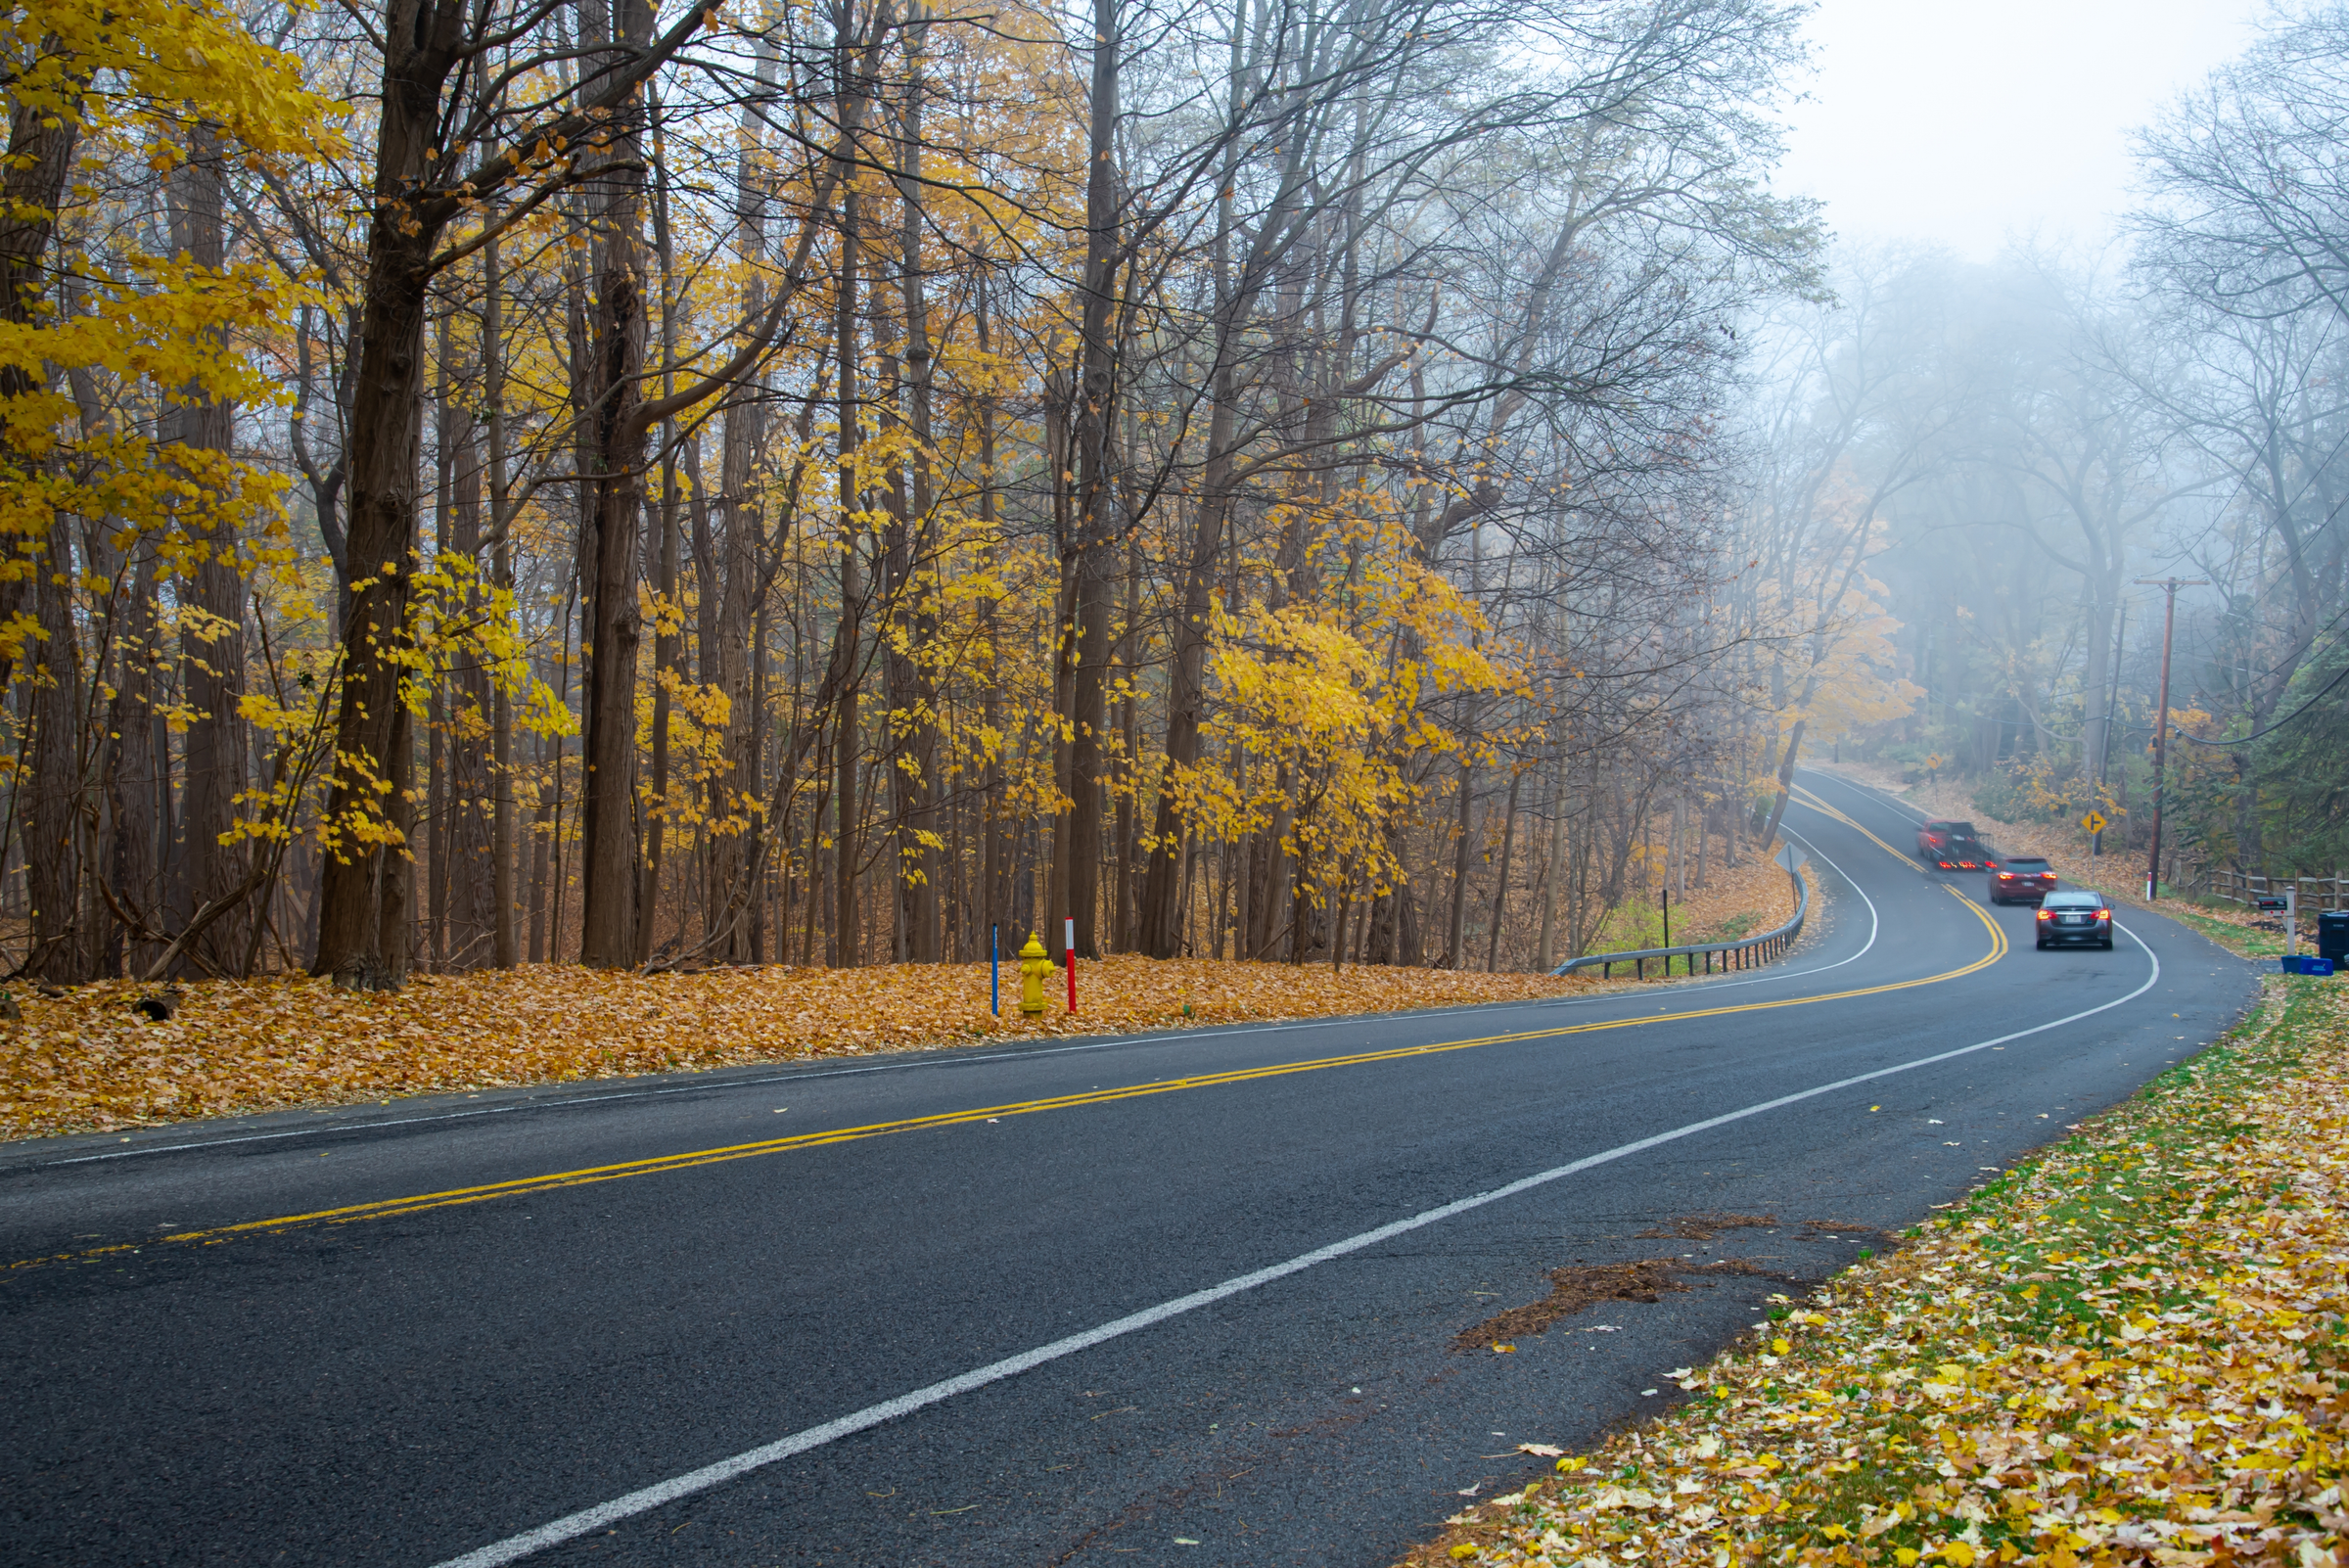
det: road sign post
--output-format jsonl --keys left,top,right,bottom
{"left": 1773, "top": 842, "right": 1808, "bottom": 875}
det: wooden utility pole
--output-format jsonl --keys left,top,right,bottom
{"left": 2092, "top": 599, "right": 2125, "bottom": 859}
{"left": 2137, "top": 577, "right": 2207, "bottom": 901}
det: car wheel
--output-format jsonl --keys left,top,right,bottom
{"left": 2035, "top": 938, "right": 2049, "bottom": 949}
{"left": 2100, "top": 938, "right": 2114, "bottom": 949}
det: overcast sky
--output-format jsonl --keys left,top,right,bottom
{"left": 1773, "top": 0, "right": 2274, "bottom": 260}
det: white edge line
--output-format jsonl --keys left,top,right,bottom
{"left": 429, "top": 924, "right": 2163, "bottom": 1568}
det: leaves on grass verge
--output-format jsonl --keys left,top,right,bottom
{"left": 1407, "top": 976, "right": 2349, "bottom": 1568}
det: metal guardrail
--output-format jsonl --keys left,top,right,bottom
{"left": 1549, "top": 869, "right": 1808, "bottom": 982}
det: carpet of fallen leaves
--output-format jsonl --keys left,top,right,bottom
{"left": 0, "top": 956, "right": 1651, "bottom": 1141}
{"left": 0, "top": 862, "right": 1811, "bottom": 1143}
{"left": 1405, "top": 975, "right": 2349, "bottom": 1568}
{"left": 1606, "top": 857, "right": 1806, "bottom": 951}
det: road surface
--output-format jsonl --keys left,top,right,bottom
{"left": 0, "top": 770, "right": 2258, "bottom": 1567}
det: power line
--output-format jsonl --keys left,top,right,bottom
{"left": 2171, "top": 647, "right": 2349, "bottom": 747}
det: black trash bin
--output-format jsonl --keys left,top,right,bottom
{"left": 2319, "top": 909, "right": 2349, "bottom": 963}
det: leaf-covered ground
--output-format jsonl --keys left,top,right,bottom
{"left": 1591, "top": 856, "right": 1805, "bottom": 955}
{"left": 1403, "top": 975, "right": 2348, "bottom": 1568}
{"left": 0, "top": 956, "right": 1628, "bottom": 1142}
{"left": 0, "top": 865, "right": 1803, "bottom": 1143}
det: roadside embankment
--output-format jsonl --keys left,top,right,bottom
{"left": 0, "top": 867, "right": 1813, "bottom": 1143}
{"left": 0, "top": 955, "right": 1640, "bottom": 1141}
{"left": 1403, "top": 975, "right": 2347, "bottom": 1568}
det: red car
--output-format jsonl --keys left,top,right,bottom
{"left": 1916, "top": 819, "right": 1993, "bottom": 870}
{"left": 1989, "top": 855, "right": 2056, "bottom": 904}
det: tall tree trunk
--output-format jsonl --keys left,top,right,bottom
{"left": 637, "top": 100, "right": 683, "bottom": 964}
{"left": 484, "top": 229, "right": 519, "bottom": 968}
{"left": 831, "top": 175, "right": 863, "bottom": 967}
{"left": 310, "top": 0, "right": 461, "bottom": 989}
{"left": 1537, "top": 765, "right": 1565, "bottom": 971}
{"left": 1487, "top": 767, "right": 1522, "bottom": 972}
{"left": 110, "top": 553, "right": 166, "bottom": 977}
{"left": 974, "top": 276, "right": 1004, "bottom": 955}
{"left": 1131, "top": 77, "right": 1313, "bottom": 958}
{"left": 575, "top": 0, "right": 658, "bottom": 968}
{"left": 709, "top": 195, "right": 767, "bottom": 961}
{"left": 311, "top": 0, "right": 717, "bottom": 988}
{"left": 171, "top": 133, "right": 249, "bottom": 977}
{"left": 1059, "top": 0, "right": 1120, "bottom": 960}
{"left": 1445, "top": 758, "right": 1475, "bottom": 968}
{"left": 892, "top": 16, "right": 941, "bottom": 961}
{"left": 26, "top": 515, "right": 95, "bottom": 982}
{"left": 3, "top": 90, "right": 80, "bottom": 975}
{"left": 446, "top": 409, "right": 495, "bottom": 967}
{"left": 0, "top": 75, "right": 81, "bottom": 708}
{"left": 1758, "top": 718, "right": 1806, "bottom": 854}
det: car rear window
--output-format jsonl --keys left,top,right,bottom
{"left": 2004, "top": 857, "right": 2050, "bottom": 868}
{"left": 2044, "top": 893, "right": 2101, "bottom": 908}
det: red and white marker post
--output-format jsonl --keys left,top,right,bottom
{"left": 1064, "top": 916, "right": 1078, "bottom": 1014}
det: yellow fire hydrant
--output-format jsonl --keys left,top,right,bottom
{"left": 1017, "top": 933, "right": 1051, "bottom": 1017}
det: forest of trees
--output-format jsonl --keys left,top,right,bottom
{"left": 4, "top": 0, "right": 1866, "bottom": 988}
{"left": 10, "top": 0, "right": 2340, "bottom": 992}
{"left": 1780, "top": 9, "right": 2349, "bottom": 891}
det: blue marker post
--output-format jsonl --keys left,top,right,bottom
{"left": 990, "top": 924, "right": 1000, "bottom": 1016}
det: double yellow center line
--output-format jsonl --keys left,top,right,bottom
{"left": 1791, "top": 783, "right": 1924, "bottom": 869}
{"left": 16, "top": 881, "right": 2005, "bottom": 1273}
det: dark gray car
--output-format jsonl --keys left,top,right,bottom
{"left": 2035, "top": 890, "right": 2113, "bottom": 949}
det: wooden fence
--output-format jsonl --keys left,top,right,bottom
{"left": 2203, "top": 871, "right": 2349, "bottom": 912}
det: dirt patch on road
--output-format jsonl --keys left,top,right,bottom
{"left": 1452, "top": 1261, "right": 1689, "bottom": 1352}
{"left": 1634, "top": 1211, "right": 1776, "bottom": 1240}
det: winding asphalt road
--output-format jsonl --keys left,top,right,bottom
{"left": 1, "top": 771, "right": 2259, "bottom": 1568}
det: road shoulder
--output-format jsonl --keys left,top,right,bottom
{"left": 1400, "top": 972, "right": 2346, "bottom": 1568}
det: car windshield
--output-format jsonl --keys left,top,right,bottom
{"left": 2044, "top": 893, "right": 2101, "bottom": 908}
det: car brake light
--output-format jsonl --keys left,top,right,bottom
{"left": 2096, "top": 909, "right": 2111, "bottom": 919}
{"left": 2036, "top": 909, "right": 2054, "bottom": 920}
{"left": 1997, "top": 872, "right": 2014, "bottom": 880}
